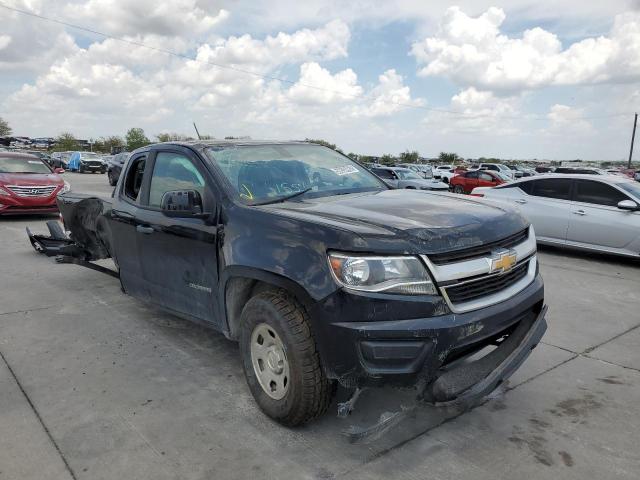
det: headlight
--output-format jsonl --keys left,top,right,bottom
{"left": 328, "top": 253, "right": 438, "bottom": 295}
{"left": 61, "top": 181, "right": 71, "bottom": 193}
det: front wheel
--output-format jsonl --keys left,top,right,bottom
{"left": 239, "top": 292, "right": 333, "bottom": 426}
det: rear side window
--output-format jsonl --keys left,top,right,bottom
{"left": 574, "top": 180, "right": 628, "bottom": 207}
{"left": 528, "top": 178, "right": 571, "bottom": 200}
{"left": 372, "top": 168, "right": 394, "bottom": 179}
{"left": 124, "top": 156, "right": 146, "bottom": 202}
{"left": 149, "top": 152, "right": 206, "bottom": 208}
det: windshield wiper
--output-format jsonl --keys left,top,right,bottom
{"left": 248, "top": 187, "right": 312, "bottom": 206}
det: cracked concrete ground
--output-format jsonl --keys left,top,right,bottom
{"left": 1, "top": 173, "right": 639, "bottom": 479}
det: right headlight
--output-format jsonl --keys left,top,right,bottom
{"left": 328, "top": 252, "right": 438, "bottom": 295}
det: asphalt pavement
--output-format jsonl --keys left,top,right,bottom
{"left": 1, "top": 171, "right": 639, "bottom": 479}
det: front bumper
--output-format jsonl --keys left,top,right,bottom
{"left": 310, "top": 273, "right": 545, "bottom": 398}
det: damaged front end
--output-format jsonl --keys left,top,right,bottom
{"left": 339, "top": 305, "right": 547, "bottom": 442}
{"left": 27, "top": 195, "right": 116, "bottom": 277}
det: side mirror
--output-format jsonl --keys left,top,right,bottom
{"left": 617, "top": 199, "right": 639, "bottom": 211}
{"left": 54, "top": 167, "right": 65, "bottom": 174}
{"left": 161, "top": 190, "right": 206, "bottom": 217}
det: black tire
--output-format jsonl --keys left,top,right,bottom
{"left": 78, "top": 164, "right": 84, "bottom": 174}
{"left": 453, "top": 185, "right": 464, "bottom": 194}
{"left": 108, "top": 171, "right": 117, "bottom": 186}
{"left": 239, "top": 292, "right": 332, "bottom": 426}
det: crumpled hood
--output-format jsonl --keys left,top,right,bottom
{"left": 267, "top": 189, "right": 528, "bottom": 253}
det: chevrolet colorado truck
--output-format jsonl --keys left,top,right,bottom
{"left": 28, "top": 140, "right": 547, "bottom": 427}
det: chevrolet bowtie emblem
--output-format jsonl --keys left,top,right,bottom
{"left": 490, "top": 249, "right": 517, "bottom": 274}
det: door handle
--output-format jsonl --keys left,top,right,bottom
{"left": 515, "top": 199, "right": 527, "bottom": 204}
{"left": 136, "top": 225, "right": 154, "bottom": 234}
{"left": 573, "top": 210, "right": 586, "bottom": 216}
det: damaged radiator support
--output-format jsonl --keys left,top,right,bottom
{"left": 342, "top": 306, "right": 547, "bottom": 443}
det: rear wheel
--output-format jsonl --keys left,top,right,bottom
{"left": 453, "top": 185, "right": 464, "bottom": 194}
{"left": 239, "top": 292, "right": 333, "bottom": 426}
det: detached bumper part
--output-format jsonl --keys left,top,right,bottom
{"left": 427, "top": 305, "right": 547, "bottom": 406}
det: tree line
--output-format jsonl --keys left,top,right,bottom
{"left": 2, "top": 116, "right": 476, "bottom": 163}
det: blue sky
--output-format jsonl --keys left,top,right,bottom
{"left": 1, "top": 1, "right": 639, "bottom": 160}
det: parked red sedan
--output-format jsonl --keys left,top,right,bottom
{"left": 449, "top": 170, "right": 505, "bottom": 194}
{"left": 0, "top": 152, "right": 69, "bottom": 215}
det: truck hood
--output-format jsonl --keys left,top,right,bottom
{"left": 268, "top": 189, "right": 528, "bottom": 254}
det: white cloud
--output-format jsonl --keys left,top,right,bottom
{"left": 351, "top": 69, "right": 423, "bottom": 117}
{"left": 200, "top": 19, "right": 350, "bottom": 68}
{"left": 287, "top": 62, "right": 362, "bottom": 104}
{"left": 0, "top": 1, "right": 78, "bottom": 72}
{"left": 65, "top": 0, "right": 229, "bottom": 37}
{"left": 546, "top": 104, "right": 593, "bottom": 134}
{"left": 424, "top": 87, "right": 521, "bottom": 134}
{"left": 0, "top": 35, "right": 11, "bottom": 50}
{"left": 411, "top": 7, "right": 640, "bottom": 92}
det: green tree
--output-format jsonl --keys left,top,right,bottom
{"left": 399, "top": 150, "right": 419, "bottom": 163}
{"left": 55, "top": 132, "right": 78, "bottom": 151}
{"left": 125, "top": 128, "right": 150, "bottom": 151}
{"left": 103, "top": 135, "right": 125, "bottom": 152}
{"left": 380, "top": 154, "right": 396, "bottom": 165}
{"left": 156, "top": 132, "right": 194, "bottom": 142}
{"left": 93, "top": 135, "right": 125, "bottom": 153}
{"left": 305, "top": 138, "right": 343, "bottom": 153}
{"left": 0, "top": 117, "right": 12, "bottom": 136}
{"left": 438, "top": 152, "right": 461, "bottom": 164}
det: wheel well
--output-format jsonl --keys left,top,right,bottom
{"left": 224, "top": 278, "right": 285, "bottom": 340}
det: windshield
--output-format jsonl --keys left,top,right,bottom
{"left": 495, "top": 172, "right": 512, "bottom": 181}
{"left": 81, "top": 152, "right": 100, "bottom": 159}
{"left": 394, "top": 169, "right": 422, "bottom": 180}
{"left": 206, "top": 144, "right": 386, "bottom": 203}
{"left": 0, "top": 156, "right": 52, "bottom": 174}
{"left": 617, "top": 182, "right": 640, "bottom": 199}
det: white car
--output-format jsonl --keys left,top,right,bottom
{"left": 433, "top": 165, "right": 456, "bottom": 183}
{"left": 479, "top": 163, "right": 515, "bottom": 180}
{"left": 471, "top": 174, "right": 640, "bottom": 258}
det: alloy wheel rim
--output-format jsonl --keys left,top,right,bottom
{"left": 250, "top": 323, "right": 290, "bottom": 400}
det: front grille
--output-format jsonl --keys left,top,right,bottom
{"left": 429, "top": 228, "right": 529, "bottom": 265}
{"left": 444, "top": 260, "right": 530, "bottom": 304}
{"left": 6, "top": 185, "right": 58, "bottom": 197}
{"left": 85, "top": 161, "right": 103, "bottom": 167}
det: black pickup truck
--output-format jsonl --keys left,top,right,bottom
{"left": 28, "top": 140, "right": 546, "bottom": 427}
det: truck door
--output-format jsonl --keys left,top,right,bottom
{"left": 110, "top": 152, "right": 149, "bottom": 300}
{"left": 133, "top": 147, "right": 220, "bottom": 326}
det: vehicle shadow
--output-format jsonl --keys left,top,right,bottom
{"left": 133, "top": 301, "right": 468, "bottom": 461}
{"left": 537, "top": 244, "right": 640, "bottom": 268}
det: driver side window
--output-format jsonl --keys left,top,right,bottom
{"left": 124, "top": 155, "right": 146, "bottom": 202}
{"left": 149, "top": 152, "right": 207, "bottom": 208}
